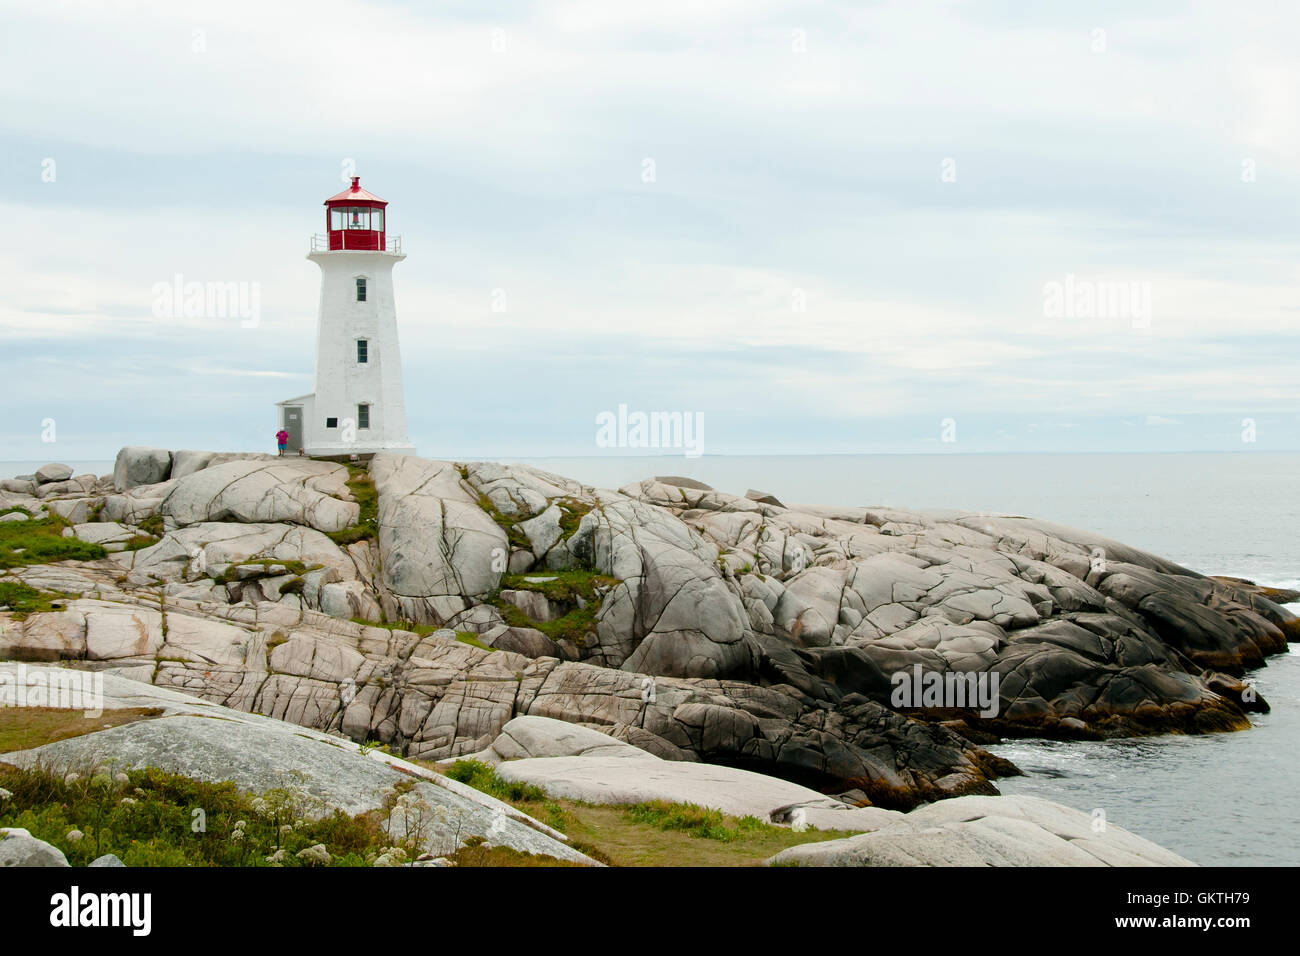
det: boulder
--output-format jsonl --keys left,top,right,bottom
{"left": 160, "top": 459, "right": 358, "bottom": 533}
{"left": 0, "top": 828, "right": 70, "bottom": 867}
{"left": 371, "top": 454, "right": 507, "bottom": 624}
{"left": 0, "top": 478, "right": 37, "bottom": 495}
{"left": 101, "top": 481, "right": 176, "bottom": 525}
{"left": 45, "top": 498, "right": 101, "bottom": 524}
{"left": 480, "top": 625, "right": 560, "bottom": 659}
{"left": 654, "top": 476, "right": 713, "bottom": 491}
{"left": 119, "top": 522, "right": 357, "bottom": 586}
{"left": 318, "top": 580, "right": 382, "bottom": 621}
{"left": 113, "top": 446, "right": 173, "bottom": 491}
{"left": 89, "top": 854, "right": 126, "bottom": 867}
{"left": 569, "top": 498, "right": 754, "bottom": 679}
{"left": 34, "top": 463, "right": 73, "bottom": 484}
{"left": 765, "top": 794, "right": 1194, "bottom": 867}
{"left": 170, "top": 450, "right": 220, "bottom": 479}
{"left": 477, "top": 715, "right": 646, "bottom": 762}
{"left": 498, "top": 589, "right": 561, "bottom": 622}
{"left": 64, "top": 522, "right": 137, "bottom": 547}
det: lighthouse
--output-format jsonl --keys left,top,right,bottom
{"left": 275, "top": 177, "right": 416, "bottom": 459}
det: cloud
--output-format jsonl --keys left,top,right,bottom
{"left": 0, "top": 0, "right": 1298, "bottom": 460}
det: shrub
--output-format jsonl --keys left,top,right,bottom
{"left": 445, "top": 759, "right": 548, "bottom": 804}
{"left": 0, "top": 582, "right": 67, "bottom": 619}
{"left": 0, "top": 517, "right": 107, "bottom": 569}
{"left": 0, "top": 762, "right": 401, "bottom": 867}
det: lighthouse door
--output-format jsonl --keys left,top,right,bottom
{"left": 284, "top": 407, "right": 303, "bottom": 453}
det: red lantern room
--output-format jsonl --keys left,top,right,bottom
{"left": 322, "top": 176, "right": 390, "bottom": 251}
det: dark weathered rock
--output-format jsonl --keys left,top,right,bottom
{"left": 2, "top": 447, "right": 1295, "bottom": 808}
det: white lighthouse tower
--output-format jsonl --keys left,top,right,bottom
{"left": 276, "top": 177, "right": 416, "bottom": 458}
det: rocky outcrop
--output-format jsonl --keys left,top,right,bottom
{"left": 371, "top": 455, "right": 508, "bottom": 624}
{"left": 160, "top": 459, "right": 359, "bottom": 533}
{"left": 486, "top": 715, "right": 906, "bottom": 827}
{"left": 0, "top": 665, "right": 596, "bottom": 864}
{"left": 113, "top": 446, "right": 172, "bottom": 491}
{"left": 475, "top": 718, "right": 1193, "bottom": 863}
{"left": 765, "top": 794, "right": 1194, "bottom": 867}
{"left": 571, "top": 497, "right": 755, "bottom": 679}
{"left": 1, "top": 448, "right": 1295, "bottom": 810}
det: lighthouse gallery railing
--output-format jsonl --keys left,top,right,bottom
{"left": 310, "top": 234, "right": 403, "bottom": 254}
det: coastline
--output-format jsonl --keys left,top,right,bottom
{"left": 2, "top": 447, "right": 1300, "bottom": 868}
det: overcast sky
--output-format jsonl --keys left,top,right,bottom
{"left": 3, "top": 0, "right": 1299, "bottom": 461}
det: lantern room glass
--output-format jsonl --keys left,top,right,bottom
{"left": 330, "top": 206, "right": 383, "bottom": 231}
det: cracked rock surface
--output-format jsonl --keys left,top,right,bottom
{"left": 1, "top": 448, "right": 1294, "bottom": 809}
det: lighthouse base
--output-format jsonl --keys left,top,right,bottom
{"left": 301, "top": 441, "right": 417, "bottom": 461}
{"left": 276, "top": 393, "right": 415, "bottom": 461}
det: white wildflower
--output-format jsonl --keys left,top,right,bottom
{"left": 295, "top": 843, "right": 331, "bottom": 866}
{"left": 372, "top": 847, "right": 407, "bottom": 867}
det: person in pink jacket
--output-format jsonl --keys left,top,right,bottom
{"left": 276, "top": 428, "right": 289, "bottom": 456}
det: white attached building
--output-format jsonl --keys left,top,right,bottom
{"left": 276, "top": 177, "right": 416, "bottom": 459}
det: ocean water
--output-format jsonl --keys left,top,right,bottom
{"left": 520, "top": 451, "right": 1300, "bottom": 865}
{"left": 6, "top": 451, "right": 1297, "bottom": 863}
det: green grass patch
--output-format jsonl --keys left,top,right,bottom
{"left": 350, "top": 616, "right": 442, "bottom": 637}
{"left": 326, "top": 468, "right": 378, "bottom": 546}
{"left": 0, "top": 516, "right": 107, "bottom": 570}
{"left": 447, "top": 835, "right": 585, "bottom": 867}
{"left": 555, "top": 498, "right": 593, "bottom": 540}
{"left": 0, "top": 582, "right": 69, "bottom": 620}
{"left": 478, "top": 497, "right": 532, "bottom": 550}
{"left": 497, "top": 569, "right": 619, "bottom": 604}
{"left": 488, "top": 568, "right": 621, "bottom": 648}
{"left": 445, "top": 759, "right": 549, "bottom": 804}
{"left": 137, "top": 514, "right": 164, "bottom": 537}
{"left": 0, "top": 707, "right": 163, "bottom": 754}
{"left": 455, "top": 631, "right": 496, "bottom": 652}
{"left": 623, "top": 800, "right": 768, "bottom": 841}
{"left": 0, "top": 762, "right": 423, "bottom": 867}
{"left": 427, "top": 760, "right": 856, "bottom": 866}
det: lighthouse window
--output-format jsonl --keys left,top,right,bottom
{"left": 330, "top": 208, "right": 346, "bottom": 230}
{"left": 356, "top": 339, "right": 368, "bottom": 363}
{"left": 356, "top": 278, "right": 366, "bottom": 301}
{"left": 357, "top": 404, "right": 371, "bottom": 429}
{"left": 326, "top": 417, "right": 338, "bottom": 428}
{"left": 371, "top": 209, "right": 384, "bottom": 232}
{"left": 345, "top": 206, "right": 370, "bottom": 230}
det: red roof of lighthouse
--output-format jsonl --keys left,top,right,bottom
{"left": 324, "top": 176, "right": 388, "bottom": 206}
